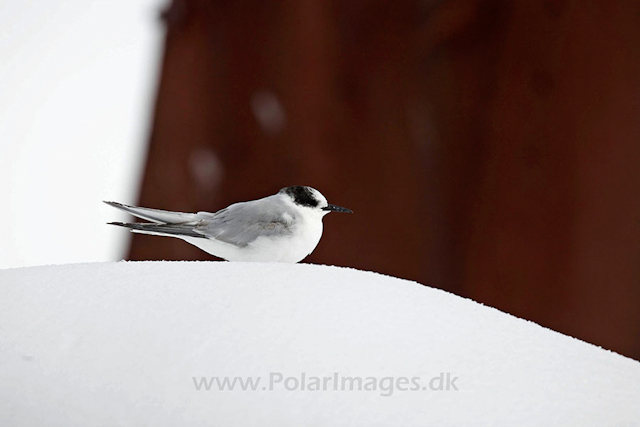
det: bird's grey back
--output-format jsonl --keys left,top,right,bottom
{"left": 195, "top": 195, "right": 296, "bottom": 247}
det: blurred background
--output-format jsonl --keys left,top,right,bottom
{"left": 2, "top": 0, "right": 639, "bottom": 361}
{"left": 0, "top": 0, "right": 162, "bottom": 268}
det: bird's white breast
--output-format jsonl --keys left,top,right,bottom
{"left": 245, "top": 211, "right": 324, "bottom": 262}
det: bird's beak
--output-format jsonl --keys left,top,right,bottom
{"left": 322, "top": 204, "right": 353, "bottom": 213}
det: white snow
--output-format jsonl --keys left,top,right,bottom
{"left": 0, "top": 262, "right": 638, "bottom": 426}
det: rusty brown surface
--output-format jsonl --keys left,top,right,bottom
{"left": 129, "top": 0, "right": 640, "bottom": 359}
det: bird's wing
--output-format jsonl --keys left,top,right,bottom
{"left": 104, "top": 201, "right": 202, "bottom": 224}
{"left": 194, "top": 197, "right": 296, "bottom": 247}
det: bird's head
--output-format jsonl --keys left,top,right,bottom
{"left": 279, "top": 186, "right": 353, "bottom": 216}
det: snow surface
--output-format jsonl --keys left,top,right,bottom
{"left": 0, "top": 262, "right": 638, "bottom": 426}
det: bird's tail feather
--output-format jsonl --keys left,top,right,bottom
{"left": 103, "top": 201, "right": 201, "bottom": 224}
{"left": 108, "top": 221, "right": 206, "bottom": 239}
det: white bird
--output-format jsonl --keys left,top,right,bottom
{"left": 105, "top": 186, "right": 352, "bottom": 263}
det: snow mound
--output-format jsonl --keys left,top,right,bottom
{"left": 0, "top": 262, "right": 638, "bottom": 426}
